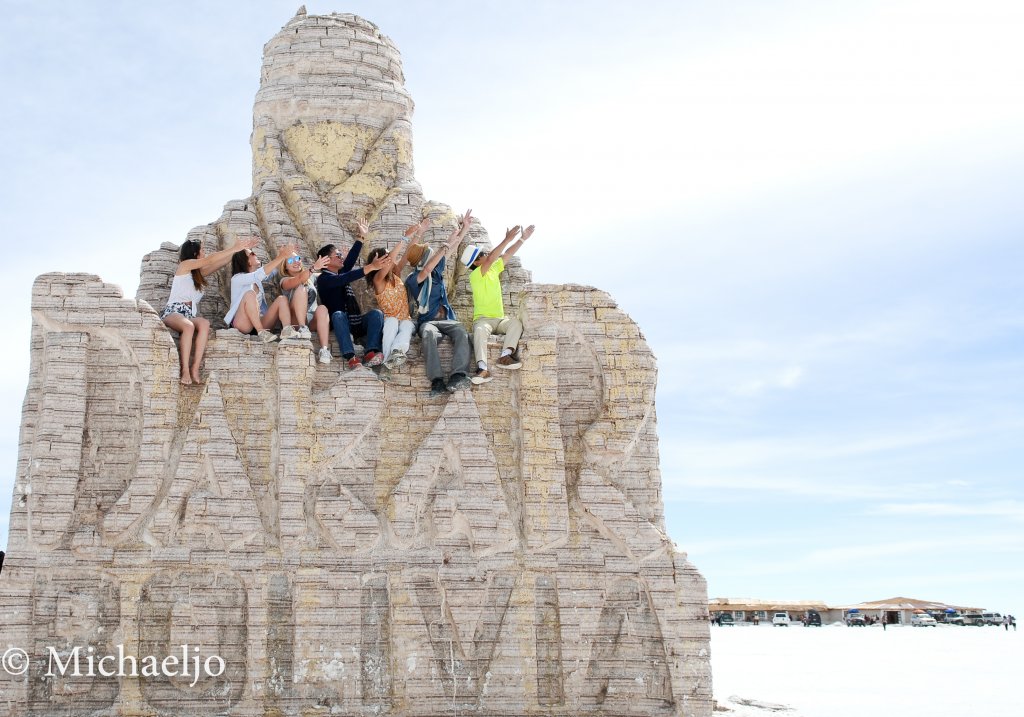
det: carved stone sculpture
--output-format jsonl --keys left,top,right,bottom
{"left": 0, "top": 10, "right": 711, "bottom": 716}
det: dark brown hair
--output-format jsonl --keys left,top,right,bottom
{"left": 180, "top": 239, "right": 207, "bottom": 290}
{"left": 230, "top": 249, "right": 251, "bottom": 276}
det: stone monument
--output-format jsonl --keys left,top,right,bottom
{"left": 0, "top": 10, "right": 711, "bottom": 716}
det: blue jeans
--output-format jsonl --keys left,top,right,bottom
{"left": 330, "top": 309, "right": 384, "bottom": 358}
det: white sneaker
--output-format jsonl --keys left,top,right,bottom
{"left": 281, "top": 325, "right": 298, "bottom": 340}
{"left": 298, "top": 326, "right": 312, "bottom": 339}
{"left": 384, "top": 349, "right": 407, "bottom": 370}
{"left": 318, "top": 346, "right": 332, "bottom": 364}
{"left": 258, "top": 329, "right": 279, "bottom": 343}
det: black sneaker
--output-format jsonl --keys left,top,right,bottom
{"left": 447, "top": 372, "right": 472, "bottom": 392}
{"left": 429, "top": 378, "right": 448, "bottom": 397}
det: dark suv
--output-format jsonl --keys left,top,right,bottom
{"left": 716, "top": 613, "right": 735, "bottom": 626}
{"left": 804, "top": 610, "right": 822, "bottom": 626}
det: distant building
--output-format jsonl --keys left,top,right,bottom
{"left": 710, "top": 595, "right": 986, "bottom": 625}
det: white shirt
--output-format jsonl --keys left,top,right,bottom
{"left": 166, "top": 272, "right": 204, "bottom": 314}
{"left": 225, "top": 267, "right": 276, "bottom": 326}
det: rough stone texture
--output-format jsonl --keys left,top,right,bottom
{"left": 0, "top": 10, "right": 711, "bottom": 717}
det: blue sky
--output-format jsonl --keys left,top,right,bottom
{"left": 1, "top": 0, "right": 1022, "bottom": 614}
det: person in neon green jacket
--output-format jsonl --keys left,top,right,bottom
{"left": 460, "top": 224, "right": 535, "bottom": 384}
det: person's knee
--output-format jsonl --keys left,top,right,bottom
{"left": 180, "top": 321, "right": 195, "bottom": 335}
{"left": 194, "top": 318, "right": 210, "bottom": 334}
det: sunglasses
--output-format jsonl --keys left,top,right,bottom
{"left": 286, "top": 256, "right": 303, "bottom": 265}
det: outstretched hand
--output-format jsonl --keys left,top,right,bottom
{"left": 312, "top": 255, "right": 330, "bottom": 272}
{"left": 504, "top": 225, "right": 521, "bottom": 242}
{"left": 357, "top": 219, "right": 370, "bottom": 238}
{"left": 276, "top": 242, "right": 298, "bottom": 258}
{"left": 366, "top": 253, "right": 388, "bottom": 272}
{"left": 405, "top": 216, "right": 430, "bottom": 239}
{"left": 520, "top": 224, "right": 536, "bottom": 241}
{"left": 233, "top": 236, "right": 260, "bottom": 251}
{"left": 459, "top": 208, "right": 473, "bottom": 231}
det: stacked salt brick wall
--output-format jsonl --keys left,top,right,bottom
{"left": 1, "top": 10, "right": 711, "bottom": 717}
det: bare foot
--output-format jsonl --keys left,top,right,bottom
{"left": 190, "top": 367, "right": 205, "bottom": 384}
{"left": 179, "top": 372, "right": 193, "bottom": 386}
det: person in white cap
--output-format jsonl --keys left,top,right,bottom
{"left": 461, "top": 224, "right": 535, "bottom": 384}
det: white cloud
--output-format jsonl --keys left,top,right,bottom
{"left": 871, "top": 501, "right": 1024, "bottom": 520}
{"left": 739, "top": 532, "right": 1024, "bottom": 576}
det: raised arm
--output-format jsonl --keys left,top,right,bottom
{"left": 393, "top": 218, "right": 430, "bottom": 275}
{"left": 417, "top": 209, "right": 472, "bottom": 283}
{"left": 479, "top": 225, "right": 521, "bottom": 276}
{"left": 498, "top": 223, "right": 535, "bottom": 264}
{"left": 281, "top": 254, "right": 329, "bottom": 290}
{"left": 264, "top": 243, "right": 298, "bottom": 277}
{"left": 182, "top": 236, "right": 258, "bottom": 276}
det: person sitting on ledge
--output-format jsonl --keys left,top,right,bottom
{"left": 162, "top": 235, "right": 258, "bottom": 385}
{"left": 365, "top": 217, "right": 430, "bottom": 375}
{"left": 278, "top": 250, "right": 332, "bottom": 364}
{"left": 225, "top": 242, "right": 297, "bottom": 343}
{"left": 315, "top": 224, "right": 388, "bottom": 370}
{"left": 404, "top": 209, "right": 474, "bottom": 397}
{"left": 461, "top": 223, "right": 534, "bottom": 384}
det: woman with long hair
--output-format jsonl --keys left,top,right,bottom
{"left": 365, "top": 217, "right": 428, "bottom": 371}
{"left": 224, "top": 242, "right": 297, "bottom": 341}
{"left": 279, "top": 250, "right": 333, "bottom": 363}
{"left": 162, "top": 235, "right": 257, "bottom": 385}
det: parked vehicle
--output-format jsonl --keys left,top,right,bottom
{"left": 982, "top": 612, "right": 1003, "bottom": 626}
{"left": 772, "top": 612, "right": 791, "bottom": 627}
{"left": 846, "top": 614, "right": 867, "bottom": 626}
{"left": 962, "top": 613, "right": 986, "bottom": 626}
{"left": 945, "top": 613, "right": 966, "bottom": 626}
{"left": 718, "top": 613, "right": 735, "bottom": 626}
{"left": 804, "top": 610, "right": 822, "bottom": 627}
{"left": 911, "top": 613, "right": 937, "bottom": 627}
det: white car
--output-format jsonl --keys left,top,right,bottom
{"left": 911, "top": 613, "right": 937, "bottom": 627}
{"left": 772, "top": 612, "right": 791, "bottom": 627}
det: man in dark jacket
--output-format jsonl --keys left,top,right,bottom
{"left": 316, "top": 223, "right": 387, "bottom": 369}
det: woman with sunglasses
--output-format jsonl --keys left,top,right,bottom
{"left": 225, "top": 242, "right": 297, "bottom": 342}
{"left": 279, "top": 251, "right": 333, "bottom": 363}
{"left": 162, "top": 235, "right": 258, "bottom": 385}
{"left": 365, "top": 217, "right": 429, "bottom": 371}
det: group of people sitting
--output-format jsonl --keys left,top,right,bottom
{"left": 160, "top": 210, "right": 535, "bottom": 397}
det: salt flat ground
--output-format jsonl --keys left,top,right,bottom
{"left": 711, "top": 623, "right": 1021, "bottom": 717}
